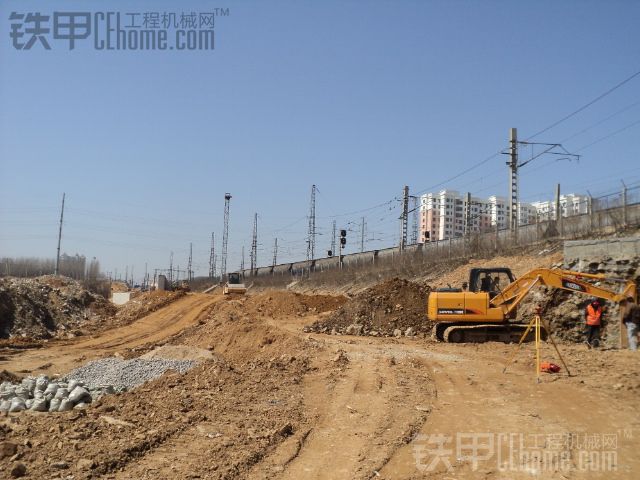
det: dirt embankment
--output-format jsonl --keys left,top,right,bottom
{"left": 110, "top": 290, "right": 187, "bottom": 328}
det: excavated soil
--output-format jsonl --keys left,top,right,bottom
{"left": 306, "top": 278, "right": 431, "bottom": 336}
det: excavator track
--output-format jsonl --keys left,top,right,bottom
{"left": 433, "top": 322, "right": 547, "bottom": 343}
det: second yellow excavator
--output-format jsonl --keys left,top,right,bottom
{"left": 429, "top": 267, "right": 637, "bottom": 343}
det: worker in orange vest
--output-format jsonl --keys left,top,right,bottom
{"left": 585, "top": 299, "right": 603, "bottom": 348}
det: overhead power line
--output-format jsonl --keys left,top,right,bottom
{"left": 527, "top": 68, "right": 640, "bottom": 140}
{"left": 413, "top": 152, "right": 501, "bottom": 196}
{"left": 574, "top": 118, "right": 640, "bottom": 152}
{"left": 560, "top": 99, "right": 640, "bottom": 143}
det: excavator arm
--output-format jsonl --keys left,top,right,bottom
{"left": 490, "top": 268, "right": 637, "bottom": 318}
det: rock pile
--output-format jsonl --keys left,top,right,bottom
{"left": 305, "top": 278, "right": 431, "bottom": 337}
{"left": 0, "top": 276, "right": 115, "bottom": 340}
{"left": 0, "top": 375, "right": 112, "bottom": 413}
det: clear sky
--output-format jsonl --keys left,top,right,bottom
{"left": 1, "top": 0, "right": 639, "bottom": 281}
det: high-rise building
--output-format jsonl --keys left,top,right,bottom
{"left": 420, "top": 190, "right": 493, "bottom": 242}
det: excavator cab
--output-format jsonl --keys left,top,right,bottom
{"left": 469, "top": 268, "right": 515, "bottom": 296}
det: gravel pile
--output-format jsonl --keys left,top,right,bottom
{"left": 64, "top": 357, "right": 197, "bottom": 390}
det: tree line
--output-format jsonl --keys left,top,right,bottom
{"left": 0, "top": 254, "right": 102, "bottom": 281}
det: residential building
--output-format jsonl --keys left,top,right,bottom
{"left": 419, "top": 190, "right": 492, "bottom": 242}
{"left": 531, "top": 194, "right": 589, "bottom": 220}
{"left": 419, "top": 191, "right": 550, "bottom": 242}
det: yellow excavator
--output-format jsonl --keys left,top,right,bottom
{"left": 429, "top": 267, "right": 637, "bottom": 343}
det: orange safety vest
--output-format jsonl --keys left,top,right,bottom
{"left": 586, "top": 304, "right": 602, "bottom": 326}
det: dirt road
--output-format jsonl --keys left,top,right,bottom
{"left": 0, "top": 293, "right": 218, "bottom": 376}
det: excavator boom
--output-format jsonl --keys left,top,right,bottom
{"left": 491, "top": 268, "right": 637, "bottom": 317}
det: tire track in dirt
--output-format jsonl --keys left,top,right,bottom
{"left": 378, "top": 344, "right": 640, "bottom": 479}
{"left": 246, "top": 325, "right": 437, "bottom": 480}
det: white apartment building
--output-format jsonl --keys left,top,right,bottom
{"left": 419, "top": 190, "right": 492, "bottom": 242}
{"left": 530, "top": 194, "right": 589, "bottom": 220}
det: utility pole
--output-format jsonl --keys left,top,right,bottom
{"left": 399, "top": 185, "right": 409, "bottom": 251}
{"left": 209, "top": 232, "right": 215, "bottom": 279}
{"left": 464, "top": 192, "right": 472, "bottom": 238}
{"left": 360, "top": 216, "right": 366, "bottom": 252}
{"left": 622, "top": 180, "right": 628, "bottom": 227}
{"left": 272, "top": 238, "right": 278, "bottom": 267}
{"left": 587, "top": 190, "right": 594, "bottom": 231}
{"left": 221, "top": 193, "right": 231, "bottom": 280}
{"left": 169, "top": 251, "right": 174, "bottom": 283}
{"left": 307, "top": 184, "right": 316, "bottom": 261}
{"left": 330, "top": 220, "right": 336, "bottom": 257}
{"left": 250, "top": 213, "right": 258, "bottom": 275}
{"left": 411, "top": 196, "right": 419, "bottom": 245}
{"left": 555, "top": 183, "right": 562, "bottom": 236}
{"left": 187, "top": 242, "right": 193, "bottom": 282}
{"left": 54, "top": 193, "right": 65, "bottom": 276}
{"left": 241, "top": 246, "right": 245, "bottom": 272}
{"left": 508, "top": 128, "right": 519, "bottom": 242}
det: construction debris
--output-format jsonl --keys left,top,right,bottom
{"left": 0, "top": 276, "right": 115, "bottom": 340}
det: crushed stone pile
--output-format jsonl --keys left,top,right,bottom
{"left": 305, "top": 278, "right": 431, "bottom": 337}
{"left": 0, "top": 275, "right": 115, "bottom": 340}
{"left": 64, "top": 357, "right": 196, "bottom": 391}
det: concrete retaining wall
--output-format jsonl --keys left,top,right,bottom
{"left": 564, "top": 236, "right": 640, "bottom": 263}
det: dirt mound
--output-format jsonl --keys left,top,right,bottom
{"left": 246, "top": 291, "right": 346, "bottom": 317}
{"left": 0, "top": 276, "right": 115, "bottom": 340}
{"left": 306, "top": 278, "right": 431, "bottom": 337}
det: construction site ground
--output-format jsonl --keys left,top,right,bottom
{"left": 1, "top": 272, "right": 639, "bottom": 478}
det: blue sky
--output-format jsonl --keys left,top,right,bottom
{"left": 1, "top": 0, "right": 639, "bottom": 281}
